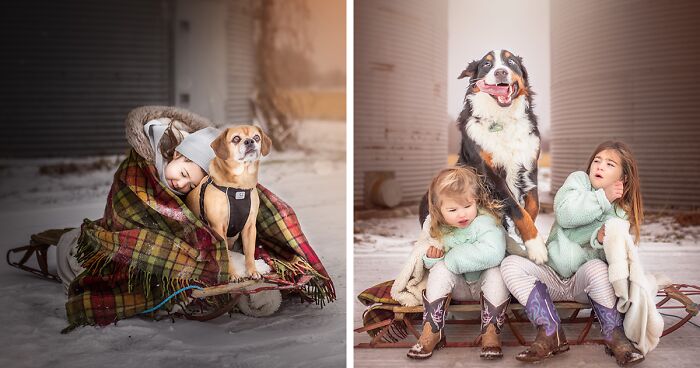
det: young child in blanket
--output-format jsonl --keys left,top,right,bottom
{"left": 142, "top": 119, "right": 220, "bottom": 195}
{"left": 56, "top": 107, "right": 278, "bottom": 318}
{"left": 407, "top": 166, "right": 510, "bottom": 360}
{"left": 501, "top": 140, "right": 648, "bottom": 365}
{"left": 55, "top": 116, "right": 221, "bottom": 289}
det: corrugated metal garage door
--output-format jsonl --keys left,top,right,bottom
{"left": 354, "top": 0, "right": 448, "bottom": 208}
{"left": 551, "top": 0, "right": 700, "bottom": 210}
{"left": 226, "top": 0, "right": 255, "bottom": 124}
{"left": 0, "top": 0, "right": 173, "bottom": 158}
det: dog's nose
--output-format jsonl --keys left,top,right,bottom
{"left": 243, "top": 138, "right": 254, "bottom": 146}
{"left": 494, "top": 68, "right": 508, "bottom": 79}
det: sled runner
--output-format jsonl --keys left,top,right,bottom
{"left": 355, "top": 281, "right": 699, "bottom": 348}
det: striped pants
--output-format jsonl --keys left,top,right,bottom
{"left": 425, "top": 261, "right": 510, "bottom": 306}
{"left": 500, "top": 255, "right": 617, "bottom": 309}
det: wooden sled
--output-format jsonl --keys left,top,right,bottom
{"left": 5, "top": 227, "right": 73, "bottom": 283}
{"left": 355, "top": 284, "right": 700, "bottom": 348}
{"left": 178, "top": 274, "right": 314, "bottom": 321}
{"left": 7, "top": 228, "right": 316, "bottom": 321}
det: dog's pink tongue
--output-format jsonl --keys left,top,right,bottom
{"left": 476, "top": 80, "right": 510, "bottom": 97}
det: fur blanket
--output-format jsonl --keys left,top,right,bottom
{"left": 125, "top": 105, "right": 213, "bottom": 163}
{"left": 389, "top": 218, "right": 437, "bottom": 306}
{"left": 603, "top": 218, "right": 667, "bottom": 355}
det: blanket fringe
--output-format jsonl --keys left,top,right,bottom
{"left": 270, "top": 257, "right": 336, "bottom": 306}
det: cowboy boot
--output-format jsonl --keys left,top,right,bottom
{"left": 516, "top": 281, "right": 570, "bottom": 363}
{"left": 407, "top": 291, "right": 451, "bottom": 359}
{"left": 589, "top": 298, "right": 645, "bottom": 366}
{"left": 480, "top": 294, "right": 510, "bottom": 360}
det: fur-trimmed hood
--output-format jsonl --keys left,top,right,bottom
{"left": 125, "top": 105, "right": 214, "bottom": 164}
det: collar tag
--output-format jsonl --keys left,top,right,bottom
{"left": 235, "top": 191, "right": 246, "bottom": 200}
{"left": 488, "top": 121, "right": 503, "bottom": 132}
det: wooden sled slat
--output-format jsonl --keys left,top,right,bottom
{"left": 191, "top": 274, "right": 314, "bottom": 298}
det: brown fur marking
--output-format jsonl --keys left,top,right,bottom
{"left": 513, "top": 209, "right": 538, "bottom": 241}
{"left": 524, "top": 190, "right": 539, "bottom": 221}
{"left": 480, "top": 150, "right": 494, "bottom": 167}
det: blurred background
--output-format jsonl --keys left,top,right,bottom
{"left": 0, "top": 0, "right": 345, "bottom": 157}
{"left": 354, "top": 0, "right": 700, "bottom": 213}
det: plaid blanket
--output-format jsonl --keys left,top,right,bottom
{"left": 358, "top": 280, "right": 416, "bottom": 342}
{"left": 64, "top": 149, "right": 335, "bottom": 331}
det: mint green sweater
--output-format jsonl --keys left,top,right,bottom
{"left": 546, "top": 171, "right": 628, "bottom": 278}
{"left": 423, "top": 211, "right": 506, "bottom": 282}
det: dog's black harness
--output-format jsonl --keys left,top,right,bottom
{"left": 199, "top": 177, "right": 252, "bottom": 238}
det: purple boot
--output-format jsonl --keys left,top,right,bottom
{"left": 516, "top": 281, "right": 569, "bottom": 363}
{"left": 589, "top": 298, "right": 645, "bottom": 366}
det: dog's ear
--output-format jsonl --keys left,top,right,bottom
{"left": 211, "top": 130, "right": 230, "bottom": 160}
{"left": 457, "top": 59, "right": 480, "bottom": 79}
{"left": 517, "top": 56, "right": 529, "bottom": 83}
{"left": 258, "top": 127, "right": 272, "bottom": 156}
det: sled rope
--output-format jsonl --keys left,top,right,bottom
{"left": 140, "top": 285, "right": 204, "bottom": 314}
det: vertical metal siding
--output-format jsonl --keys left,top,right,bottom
{"left": 354, "top": 0, "right": 448, "bottom": 208}
{"left": 0, "top": 0, "right": 173, "bottom": 158}
{"left": 551, "top": 0, "right": 700, "bottom": 209}
{"left": 226, "top": 0, "right": 255, "bottom": 124}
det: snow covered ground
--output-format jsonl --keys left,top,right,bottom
{"left": 354, "top": 189, "right": 700, "bottom": 367}
{"left": 0, "top": 120, "right": 346, "bottom": 368}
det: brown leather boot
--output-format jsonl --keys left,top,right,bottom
{"left": 515, "top": 281, "right": 569, "bottom": 363}
{"left": 480, "top": 324, "right": 502, "bottom": 359}
{"left": 479, "top": 294, "right": 509, "bottom": 359}
{"left": 589, "top": 298, "right": 645, "bottom": 366}
{"left": 604, "top": 327, "right": 645, "bottom": 366}
{"left": 407, "top": 292, "right": 451, "bottom": 359}
{"left": 516, "top": 325, "right": 570, "bottom": 362}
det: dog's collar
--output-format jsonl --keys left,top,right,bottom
{"left": 205, "top": 177, "right": 252, "bottom": 195}
{"left": 488, "top": 121, "right": 503, "bottom": 132}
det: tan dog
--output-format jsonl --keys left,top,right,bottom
{"left": 186, "top": 125, "right": 271, "bottom": 281}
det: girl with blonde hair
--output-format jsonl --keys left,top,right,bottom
{"left": 407, "top": 166, "right": 510, "bottom": 360}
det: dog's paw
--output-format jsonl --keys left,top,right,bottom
{"left": 228, "top": 266, "right": 244, "bottom": 283}
{"left": 524, "top": 236, "right": 548, "bottom": 265}
{"left": 230, "top": 274, "right": 245, "bottom": 283}
{"left": 246, "top": 267, "right": 262, "bottom": 280}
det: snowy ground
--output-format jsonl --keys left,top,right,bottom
{"left": 0, "top": 120, "right": 346, "bottom": 368}
{"left": 354, "top": 192, "right": 700, "bottom": 367}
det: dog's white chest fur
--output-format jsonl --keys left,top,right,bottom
{"left": 466, "top": 94, "right": 539, "bottom": 200}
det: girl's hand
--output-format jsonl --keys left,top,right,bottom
{"left": 597, "top": 225, "right": 605, "bottom": 244}
{"left": 426, "top": 246, "right": 444, "bottom": 259}
{"left": 604, "top": 181, "right": 624, "bottom": 203}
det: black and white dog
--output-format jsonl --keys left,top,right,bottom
{"left": 421, "top": 49, "right": 547, "bottom": 264}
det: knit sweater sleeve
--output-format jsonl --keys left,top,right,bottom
{"left": 554, "top": 171, "right": 612, "bottom": 229}
{"left": 422, "top": 254, "right": 443, "bottom": 269}
{"left": 443, "top": 215, "right": 506, "bottom": 275}
{"left": 590, "top": 209, "right": 630, "bottom": 249}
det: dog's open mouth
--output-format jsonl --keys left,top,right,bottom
{"left": 476, "top": 80, "right": 519, "bottom": 106}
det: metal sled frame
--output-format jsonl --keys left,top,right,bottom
{"left": 354, "top": 284, "right": 700, "bottom": 348}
